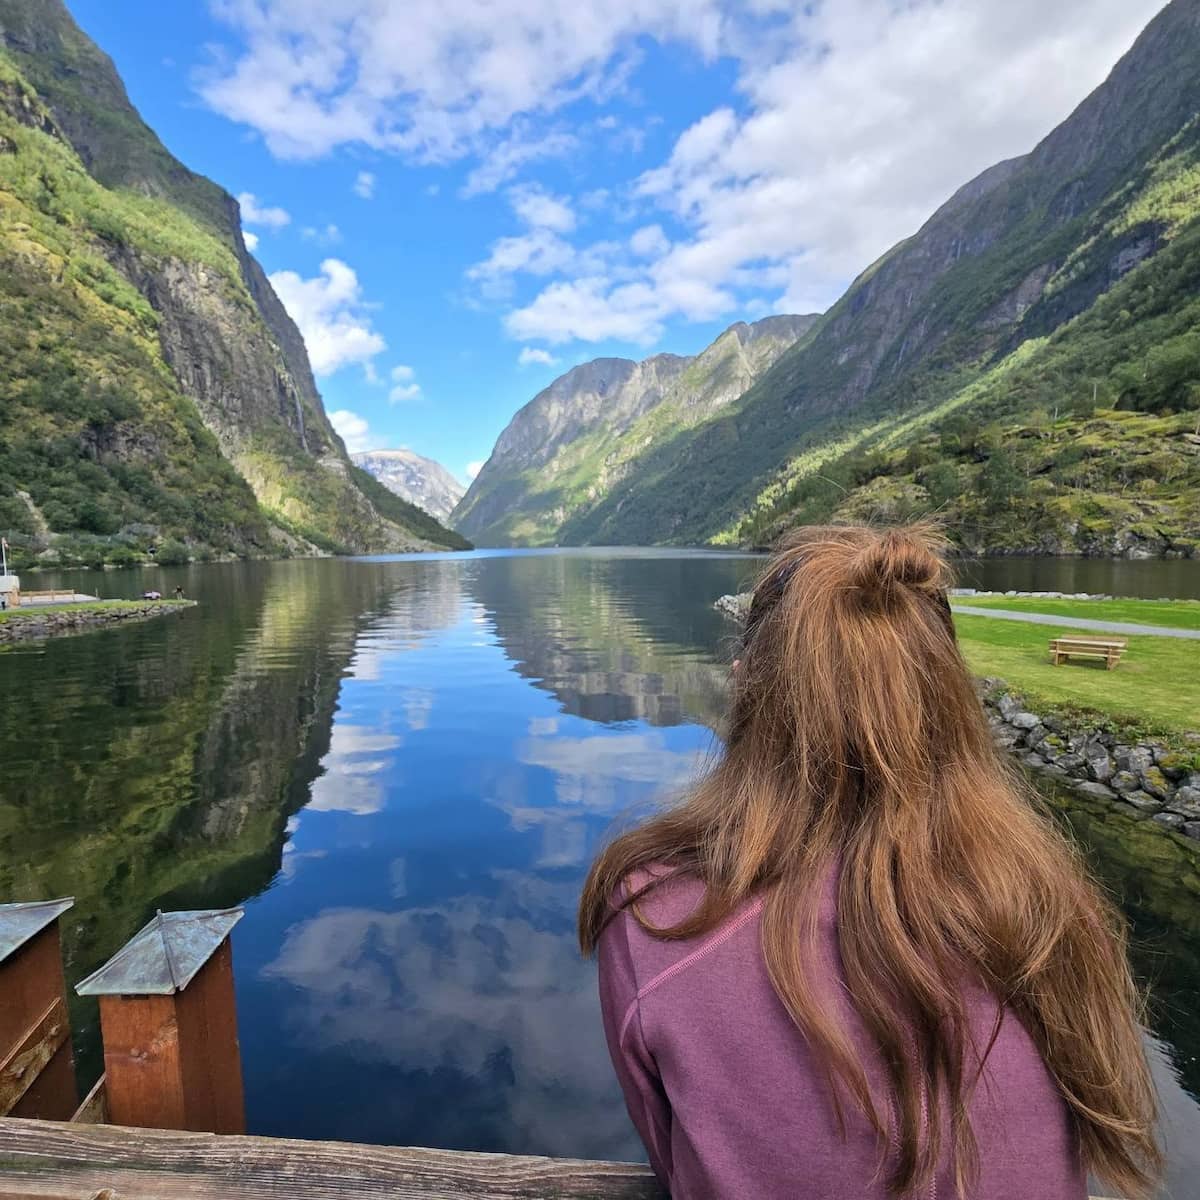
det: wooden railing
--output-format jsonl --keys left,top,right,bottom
{"left": 19, "top": 590, "right": 77, "bottom": 602}
{"left": 0, "top": 1118, "right": 664, "bottom": 1198}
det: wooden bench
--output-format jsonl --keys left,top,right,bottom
{"left": 1048, "top": 636, "right": 1127, "bottom": 670}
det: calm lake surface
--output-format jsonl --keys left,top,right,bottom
{"left": 1, "top": 550, "right": 1198, "bottom": 1193}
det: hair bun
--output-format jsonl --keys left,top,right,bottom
{"left": 849, "top": 528, "right": 945, "bottom": 596}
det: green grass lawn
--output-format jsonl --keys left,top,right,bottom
{"left": 954, "top": 612, "right": 1199, "bottom": 736}
{"left": 954, "top": 595, "right": 1200, "bottom": 631}
{"left": 0, "top": 599, "right": 193, "bottom": 623}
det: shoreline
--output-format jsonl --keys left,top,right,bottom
{"left": 0, "top": 599, "right": 197, "bottom": 643}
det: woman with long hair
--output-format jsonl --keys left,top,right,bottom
{"left": 579, "top": 524, "right": 1159, "bottom": 1199}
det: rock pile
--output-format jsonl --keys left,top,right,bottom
{"left": 981, "top": 680, "right": 1200, "bottom": 841}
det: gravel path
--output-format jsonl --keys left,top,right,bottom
{"left": 950, "top": 605, "right": 1200, "bottom": 641}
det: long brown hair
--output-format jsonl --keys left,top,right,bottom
{"left": 579, "top": 523, "right": 1159, "bottom": 1197}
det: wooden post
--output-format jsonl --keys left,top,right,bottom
{"left": 0, "top": 898, "right": 78, "bottom": 1121}
{"left": 76, "top": 908, "right": 245, "bottom": 1134}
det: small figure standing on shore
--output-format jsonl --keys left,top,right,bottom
{"left": 174, "top": 585, "right": 185, "bottom": 600}
{"left": 581, "top": 523, "right": 1159, "bottom": 1200}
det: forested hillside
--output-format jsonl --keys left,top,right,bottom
{"left": 0, "top": 0, "right": 465, "bottom": 566}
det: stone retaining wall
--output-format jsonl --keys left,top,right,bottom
{"left": 0, "top": 602, "right": 194, "bottom": 643}
{"left": 980, "top": 679, "right": 1200, "bottom": 842}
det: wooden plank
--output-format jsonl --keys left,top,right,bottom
{"left": 1, "top": 925, "right": 64, "bottom": 1051}
{"left": 0, "top": 1118, "right": 665, "bottom": 1199}
{"left": 174, "top": 939, "right": 244, "bottom": 1134}
{"left": 10, "top": 1042, "right": 76, "bottom": 1122}
{"left": 96, "top": 995, "right": 188, "bottom": 1133}
{"left": 70, "top": 1076, "right": 108, "bottom": 1126}
{"left": 0, "top": 918, "right": 77, "bottom": 1123}
{"left": 1048, "top": 638, "right": 1126, "bottom": 649}
{"left": 0, "top": 999, "right": 70, "bottom": 1117}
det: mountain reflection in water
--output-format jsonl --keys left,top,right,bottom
{"left": 0, "top": 550, "right": 1197, "bottom": 1196}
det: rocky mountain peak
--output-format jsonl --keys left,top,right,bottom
{"left": 351, "top": 450, "right": 466, "bottom": 525}
{"left": 454, "top": 313, "right": 817, "bottom": 544}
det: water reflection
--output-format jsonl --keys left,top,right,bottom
{"left": 1046, "top": 784, "right": 1200, "bottom": 1195}
{"left": 1, "top": 551, "right": 1198, "bottom": 1194}
{"left": 231, "top": 554, "right": 737, "bottom": 1156}
{"left": 469, "top": 553, "right": 742, "bottom": 728}
{"left": 0, "top": 560, "right": 398, "bottom": 1077}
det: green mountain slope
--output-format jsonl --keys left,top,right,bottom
{"left": 744, "top": 197, "right": 1200, "bottom": 557}
{"left": 453, "top": 314, "right": 816, "bottom": 546}
{"left": 510, "top": 0, "right": 1200, "bottom": 554}
{"left": 0, "top": 0, "right": 465, "bottom": 565}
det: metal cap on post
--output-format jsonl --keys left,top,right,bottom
{"left": 77, "top": 908, "right": 246, "bottom": 1134}
{"left": 0, "top": 898, "right": 78, "bottom": 1121}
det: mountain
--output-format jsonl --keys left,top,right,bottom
{"left": 453, "top": 314, "right": 817, "bottom": 545}
{"left": 351, "top": 449, "right": 466, "bottom": 525}
{"left": 686, "top": 0, "right": 1200, "bottom": 557}
{"left": 0, "top": 0, "right": 465, "bottom": 566}
{"left": 462, "top": 0, "right": 1200, "bottom": 557}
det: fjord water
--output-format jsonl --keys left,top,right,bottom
{"left": 1, "top": 551, "right": 1198, "bottom": 1193}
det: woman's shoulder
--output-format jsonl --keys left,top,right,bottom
{"left": 615, "top": 863, "right": 710, "bottom": 928}
{"left": 599, "top": 866, "right": 770, "bottom": 1007}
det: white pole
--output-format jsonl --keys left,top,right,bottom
{"left": 1, "top": 537, "right": 7, "bottom": 577}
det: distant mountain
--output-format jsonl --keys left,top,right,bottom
{"left": 453, "top": 314, "right": 817, "bottom": 545}
{"left": 351, "top": 449, "right": 465, "bottom": 524}
{"left": 0, "top": 0, "right": 465, "bottom": 565}
{"left": 458, "top": 0, "right": 1200, "bottom": 558}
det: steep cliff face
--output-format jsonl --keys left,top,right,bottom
{"left": 351, "top": 449, "right": 466, "bottom": 524}
{"left": 0, "top": 0, "right": 463, "bottom": 560}
{"left": 454, "top": 314, "right": 815, "bottom": 545}
{"left": 563, "top": 0, "right": 1200, "bottom": 549}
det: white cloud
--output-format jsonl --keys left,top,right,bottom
{"left": 213, "top": 0, "right": 1169, "bottom": 348}
{"left": 467, "top": 228, "right": 576, "bottom": 289}
{"left": 236, "top": 190, "right": 291, "bottom": 228}
{"left": 517, "top": 730, "right": 704, "bottom": 811}
{"left": 269, "top": 258, "right": 386, "bottom": 375}
{"left": 466, "top": 460, "right": 485, "bottom": 480}
{"left": 629, "top": 223, "right": 670, "bottom": 258}
{"left": 502, "top": 0, "right": 1169, "bottom": 345}
{"left": 257, "top": 881, "right": 638, "bottom": 1156}
{"left": 301, "top": 223, "right": 343, "bottom": 245}
{"left": 329, "top": 409, "right": 381, "bottom": 456}
{"left": 389, "top": 363, "right": 422, "bottom": 403}
{"left": 243, "top": 230, "right": 259, "bottom": 251}
{"left": 354, "top": 169, "right": 376, "bottom": 198}
{"left": 307, "top": 723, "right": 402, "bottom": 815}
{"left": 506, "top": 0, "right": 1169, "bottom": 342}
{"left": 506, "top": 276, "right": 689, "bottom": 345}
{"left": 461, "top": 127, "right": 578, "bottom": 196}
{"left": 517, "top": 347, "right": 560, "bottom": 367}
{"left": 510, "top": 185, "right": 575, "bottom": 233}
{"left": 200, "top": 3, "right": 719, "bottom": 162}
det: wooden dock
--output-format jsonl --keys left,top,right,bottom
{"left": 0, "top": 1118, "right": 664, "bottom": 1199}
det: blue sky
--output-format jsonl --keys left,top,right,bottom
{"left": 67, "top": 0, "right": 1166, "bottom": 485}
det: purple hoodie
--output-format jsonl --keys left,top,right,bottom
{"left": 598, "top": 869, "right": 1086, "bottom": 1199}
